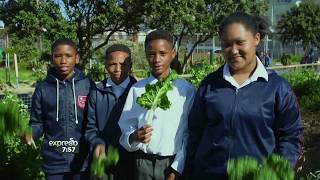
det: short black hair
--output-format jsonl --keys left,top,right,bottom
{"left": 51, "top": 38, "right": 77, "bottom": 54}
{"left": 105, "top": 44, "right": 131, "bottom": 61}
{"left": 145, "top": 30, "right": 174, "bottom": 48}
{"left": 219, "top": 12, "right": 269, "bottom": 40}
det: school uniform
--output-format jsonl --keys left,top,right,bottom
{"left": 185, "top": 58, "right": 304, "bottom": 179}
{"left": 118, "top": 73, "right": 196, "bottom": 180}
{"left": 85, "top": 76, "right": 137, "bottom": 180}
{"left": 30, "top": 68, "right": 94, "bottom": 179}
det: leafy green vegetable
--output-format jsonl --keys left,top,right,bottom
{"left": 90, "top": 145, "right": 120, "bottom": 177}
{"left": 254, "top": 166, "right": 278, "bottom": 180}
{"left": 137, "top": 70, "right": 178, "bottom": 110}
{"left": 186, "top": 61, "right": 220, "bottom": 87}
{"left": 0, "top": 92, "right": 32, "bottom": 142}
{"left": 227, "top": 154, "right": 295, "bottom": 180}
{"left": 228, "top": 156, "right": 259, "bottom": 180}
{"left": 263, "top": 155, "right": 295, "bottom": 180}
{"left": 137, "top": 70, "right": 178, "bottom": 124}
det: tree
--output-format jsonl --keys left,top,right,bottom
{"left": 144, "top": 0, "right": 268, "bottom": 73}
{"left": 1, "top": 0, "right": 145, "bottom": 67}
{"left": 60, "top": 0, "right": 145, "bottom": 67}
{"left": 0, "top": 0, "right": 75, "bottom": 63}
{"left": 1, "top": 0, "right": 268, "bottom": 70}
{"left": 277, "top": 0, "right": 320, "bottom": 50}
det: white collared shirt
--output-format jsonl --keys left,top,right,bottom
{"left": 106, "top": 76, "right": 130, "bottom": 98}
{"left": 223, "top": 57, "right": 268, "bottom": 89}
{"left": 118, "top": 75, "right": 196, "bottom": 173}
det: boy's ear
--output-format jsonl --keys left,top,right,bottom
{"left": 126, "top": 57, "right": 132, "bottom": 67}
{"left": 254, "top": 32, "right": 261, "bottom": 46}
{"left": 75, "top": 53, "right": 80, "bottom": 64}
{"left": 171, "top": 48, "right": 177, "bottom": 60}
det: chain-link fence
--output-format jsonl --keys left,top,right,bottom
{"left": 0, "top": 93, "right": 32, "bottom": 112}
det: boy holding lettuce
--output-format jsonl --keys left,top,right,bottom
{"left": 118, "top": 30, "right": 196, "bottom": 180}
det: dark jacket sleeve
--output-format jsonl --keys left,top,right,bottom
{"left": 184, "top": 84, "right": 208, "bottom": 176}
{"left": 275, "top": 81, "right": 304, "bottom": 167}
{"left": 85, "top": 89, "right": 106, "bottom": 149}
{"left": 30, "top": 83, "right": 44, "bottom": 139}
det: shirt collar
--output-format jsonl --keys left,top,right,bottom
{"left": 223, "top": 56, "right": 268, "bottom": 87}
{"left": 251, "top": 57, "right": 268, "bottom": 81}
{"left": 106, "top": 76, "right": 130, "bottom": 89}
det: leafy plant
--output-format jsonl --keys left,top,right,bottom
{"left": 228, "top": 156, "right": 259, "bottom": 180}
{"left": 0, "top": 92, "right": 44, "bottom": 179}
{"left": 187, "top": 62, "right": 220, "bottom": 87}
{"left": 85, "top": 62, "right": 105, "bottom": 82}
{"left": 290, "top": 55, "right": 303, "bottom": 64}
{"left": 263, "top": 155, "right": 295, "bottom": 180}
{"left": 214, "top": 56, "right": 226, "bottom": 67}
{"left": 228, "top": 154, "right": 295, "bottom": 180}
{"left": 280, "top": 54, "right": 292, "bottom": 66}
{"left": 90, "top": 145, "right": 119, "bottom": 177}
{"left": 282, "top": 69, "right": 320, "bottom": 112}
{"left": 137, "top": 71, "right": 178, "bottom": 124}
{"left": 28, "top": 58, "right": 49, "bottom": 82}
{"left": 0, "top": 135, "right": 44, "bottom": 180}
{"left": 0, "top": 91, "right": 32, "bottom": 142}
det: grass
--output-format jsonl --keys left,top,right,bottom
{"left": 0, "top": 66, "right": 38, "bottom": 84}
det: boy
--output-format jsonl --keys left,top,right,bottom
{"left": 118, "top": 30, "right": 196, "bottom": 180}
{"left": 85, "top": 44, "right": 137, "bottom": 179}
{"left": 25, "top": 38, "right": 93, "bottom": 180}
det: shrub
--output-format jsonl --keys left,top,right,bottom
{"left": 186, "top": 61, "right": 221, "bottom": 87}
{"left": 282, "top": 69, "right": 320, "bottom": 112}
{"left": 280, "top": 54, "right": 292, "bottom": 66}
{"left": 291, "top": 55, "right": 303, "bottom": 64}
{"left": 214, "top": 56, "right": 225, "bottom": 67}
{"left": 85, "top": 63, "right": 105, "bottom": 82}
{"left": 0, "top": 92, "right": 44, "bottom": 179}
{"left": 0, "top": 92, "right": 31, "bottom": 141}
{"left": 28, "top": 58, "right": 48, "bottom": 82}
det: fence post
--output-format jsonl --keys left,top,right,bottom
{"left": 14, "top": 53, "right": 19, "bottom": 88}
{"left": 209, "top": 49, "right": 214, "bottom": 65}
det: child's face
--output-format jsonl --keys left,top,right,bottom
{"left": 221, "top": 22, "right": 260, "bottom": 73}
{"left": 105, "top": 51, "right": 131, "bottom": 85}
{"left": 145, "top": 39, "right": 175, "bottom": 80}
{"left": 52, "top": 44, "right": 79, "bottom": 80}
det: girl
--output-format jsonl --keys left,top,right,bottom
{"left": 185, "top": 12, "right": 304, "bottom": 179}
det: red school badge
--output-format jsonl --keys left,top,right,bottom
{"left": 77, "top": 96, "right": 87, "bottom": 109}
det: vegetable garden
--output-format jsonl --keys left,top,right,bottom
{"left": 1, "top": 61, "right": 320, "bottom": 179}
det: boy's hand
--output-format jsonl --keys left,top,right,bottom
{"left": 129, "top": 124, "right": 153, "bottom": 144}
{"left": 166, "top": 171, "right": 181, "bottom": 180}
{"left": 23, "top": 133, "right": 33, "bottom": 144}
{"left": 94, "top": 144, "right": 106, "bottom": 159}
{"left": 23, "top": 133, "right": 37, "bottom": 148}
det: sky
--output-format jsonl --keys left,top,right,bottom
{"left": 54, "top": 0, "right": 68, "bottom": 18}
